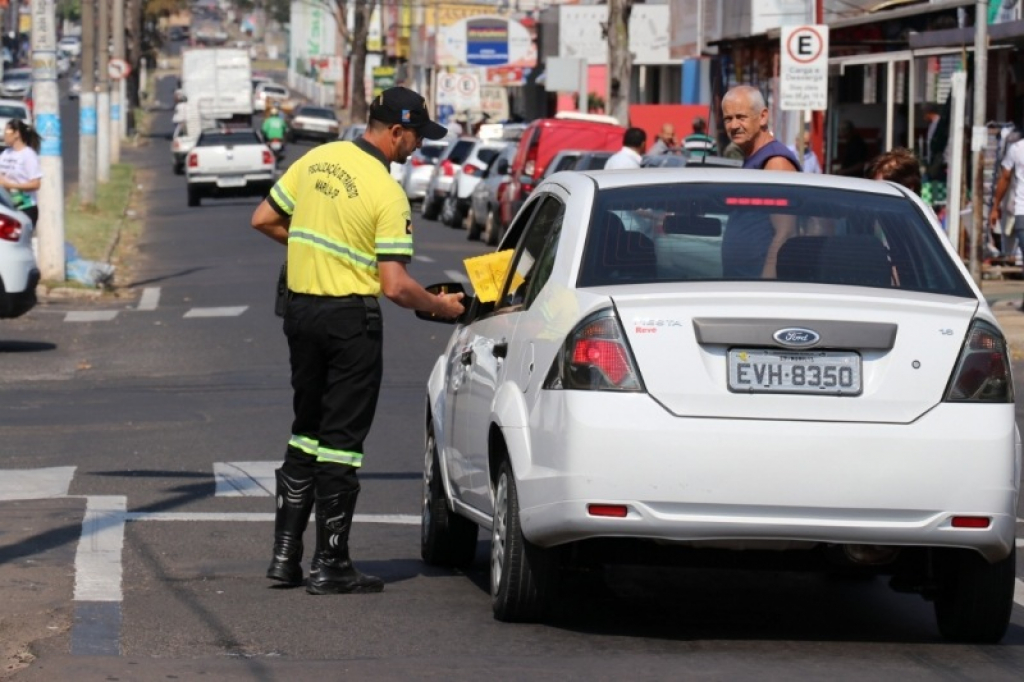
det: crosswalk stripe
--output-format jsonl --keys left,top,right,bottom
{"left": 414, "top": 255, "right": 435, "bottom": 263}
{"left": 136, "top": 287, "right": 160, "bottom": 311}
{"left": 183, "top": 306, "right": 248, "bottom": 318}
{"left": 74, "top": 496, "right": 126, "bottom": 602}
{"left": 0, "top": 466, "right": 76, "bottom": 500}
{"left": 66, "top": 311, "right": 118, "bottom": 322}
{"left": 443, "top": 269, "right": 469, "bottom": 283}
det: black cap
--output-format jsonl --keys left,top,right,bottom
{"left": 369, "top": 87, "right": 447, "bottom": 140}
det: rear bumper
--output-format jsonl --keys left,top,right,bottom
{"left": 0, "top": 266, "right": 39, "bottom": 318}
{"left": 514, "top": 393, "right": 1020, "bottom": 562}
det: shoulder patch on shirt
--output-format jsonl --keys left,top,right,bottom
{"left": 406, "top": 219, "right": 413, "bottom": 235}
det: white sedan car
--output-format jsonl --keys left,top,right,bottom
{"left": 0, "top": 188, "right": 38, "bottom": 318}
{"left": 418, "top": 168, "right": 1019, "bottom": 641}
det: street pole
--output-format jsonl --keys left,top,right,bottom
{"left": 111, "top": 0, "right": 124, "bottom": 162}
{"left": 969, "top": 0, "right": 987, "bottom": 283}
{"left": 97, "top": 0, "right": 110, "bottom": 183}
{"left": 30, "top": 0, "right": 65, "bottom": 281}
{"left": 79, "top": 0, "right": 97, "bottom": 206}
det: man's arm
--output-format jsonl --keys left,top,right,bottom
{"left": 759, "top": 156, "right": 799, "bottom": 278}
{"left": 990, "top": 167, "right": 1013, "bottom": 225}
{"left": 251, "top": 199, "right": 290, "bottom": 245}
{"left": 379, "top": 261, "right": 465, "bottom": 319}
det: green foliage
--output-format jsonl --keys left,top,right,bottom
{"left": 57, "top": 0, "right": 81, "bottom": 21}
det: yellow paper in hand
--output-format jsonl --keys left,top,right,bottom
{"left": 463, "top": 250, "right": 516, "bottom": 303}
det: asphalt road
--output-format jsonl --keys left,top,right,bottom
{"left": 1, "top": 73, "right": 1023, "bottom": 680}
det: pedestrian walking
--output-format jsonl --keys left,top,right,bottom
{"left": 719, "top": 85, "right": 800, "bottom": 279}
{"left": 605, "top": 127, "right": 647, "bottom": 169}
{"left": 0, "top": 119, "right": 42, "bottom": 226}
{"left": 250, "top": 86, "right": 465, "bottom": 595}
{"left": 990, "top": 135, "right": 1024, "bottom": 264}
{"left": 682, "top": 116, "right": 718, "bottom": 159}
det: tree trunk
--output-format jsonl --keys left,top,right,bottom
{"left": 607, "top": 0, "right": 633, "bottom": 126}
{"left": 349, "top": 0, "right": 376, "bottom": 123}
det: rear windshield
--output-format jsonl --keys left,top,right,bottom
{"left": 577, "top": 183, "right": 973, "bottom": 297}
{"left": 0, "top": 105, "right": 26, "bottom": 118}
{"left": 197, "top": 131, "right": 262, "bottom": 147}
{"left": 579, "top": 154, "right": 610, "bottom": 170}
{"left": 477, "top": 148, "right": 503, "bottom": 166}
{"left": 300, "top": 107, "right": 336, "bottom": 119}
{"left": 419, "top": 145, "right": 447, "bottom": 160}
{"left": 446, "top": 140, "right": 475, "bottom": 164}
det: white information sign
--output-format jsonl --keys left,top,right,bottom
{"left": 779, "top": 25, "right": 829, "bottom": 111}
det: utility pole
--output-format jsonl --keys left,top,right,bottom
{"left": 110, "top": 0, "right": 124, "bottom": 162}
{"left": 97, "top": 0, "right": 110, "bottom": 182}
{"left": 969, "top": 0, "right": 987, "bottom": 283}
{"left": 30, "top": 0, "right": 65, "bottom": 281}
{"left": 79, "top": 0, "right": 97, "bottom": 206}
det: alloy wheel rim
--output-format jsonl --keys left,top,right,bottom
{"left": 491, "top": 473, "right": 508, "bottom": 594}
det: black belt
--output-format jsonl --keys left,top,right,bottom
{"left": 290, "top": 292, "right": 380, "bottom": 309}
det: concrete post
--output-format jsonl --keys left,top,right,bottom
{"left": 969, "top": 0, "right": 988, "bottom": 283}
{"left": 30, "top": 0, "right": 65, "bottom": 281}
{"left": 79, "top": 0, "right": 97, "bottom": 206}
{"left": 110, "top": 0, "right": 123, "bottom": 161}
{"left": 97, "top": 0, "right": 110, "bottom": 182}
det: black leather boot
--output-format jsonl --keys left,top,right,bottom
{"left": 266, "top": 468, "right": 315, "bottom": 585}
{"left": 306, "top": 487, "right": 384, "bottom": 594}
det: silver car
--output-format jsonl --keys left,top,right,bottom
{"left": 400, "top": 139, "right": 448, "bottom": 202}
{"left": 420, "top": 137, "right": 477, "bottom": 221}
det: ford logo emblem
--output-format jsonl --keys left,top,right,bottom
{"left": 773, "top": 327, "right": 820, "bottom": 348}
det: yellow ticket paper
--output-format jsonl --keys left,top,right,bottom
{"left": 463, "top": 250, "right": 516, "bottom": 303}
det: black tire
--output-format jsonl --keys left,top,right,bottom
{"left": 421, "top": 427, "right": 478, "bottom": 569}
{"left": 934, "top": 549, "right": 1015, "bottom": 643}
{"left": 491, "top": 461, "right": 555, "bottom": 622}
{"left": 484, "top": 208, "right": 502, "bottom": 246}
{"left": 466, "top": 206, "right": 482, "bottom": 241}
{"left": 440, "top": 193, "right": 459, "bottom": 227}
{"left": 421, "top": 192, "right": 440, "bottom": 220}
{"left": 187, "top": 186, "right": 201, "bottom": 207}
{"left": 173, "top": 161, "right": 184, "bottom": 175}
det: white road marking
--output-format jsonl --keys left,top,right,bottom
{"left": 126, "top": 511, "right": 418, "bottom": 525}
{"left": 74, "top": 496, "right": 126, "bottom": 602}
{"left": 214, "top": 461, "right": 275, "bottom": 497}
{"left": 136, "top": 287, "right": 160, "bottom": 311}
{"left": 183, "top": 306, "right": 248, "bottom": 318}
{"left": 414, "top": 255, "right": 436, "bottom": 263}
{"left": 65, "top": 311, "right": 118, "bottom": 322}
{"left": 0, "top": 466, "right": 76, "bottom": 500}
{"left": 443, "top": 269, "right": 469, "bottom": 283}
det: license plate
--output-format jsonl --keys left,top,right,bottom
{"left": 217, "top": 176, "right": 246, "bottom": 188}
{"left": 728, "top": 349, "right": 862, "bottom": 395}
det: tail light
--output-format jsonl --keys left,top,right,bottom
{"left": 0, "top": 214, "right": 22, "bottom": 241}
{"left": 943, "top": 320, "right": 1013, "bottom": 402}
{"left": 544, "top": 309, "right": 644, "bottom": 392}
{"left": 441, "top": 160, "right": 456, "bottom": 176}
{"left": 187, "top": 152, "right": 198, "bottom": 168}
{"left": 411, "top": 155, "right": 426, "bottom": 167}
{"left": 521, "top": 179, "right": 535, "bottom": 197}
{"left": 463, "top": 164, "right": 481, "bottom": 176}
{"left": 262, "top": 150, "right": 273, "bottom": 165}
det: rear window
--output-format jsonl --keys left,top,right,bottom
{"left": 197, "top": 131, "right": 262, "bottom": 147}
{"left": 300, "top": 107, "right": 336, "bottom": 120}
{"left": 445, "top": 140, "right": 475, "bottom": 164}
{"left": 577, "top": 183, "right": 972, "bottom": 297}
{"left": 578, "top": 154, "right": 610, "bottom": 170}
{"left": 0, "top": 105, "right": 26, "bottom": 118}
{"left": 477, "top": 148, "right": 503, "bottom": 166}
{"left": 419, "top": 144, "right": 447, "bottom": 160}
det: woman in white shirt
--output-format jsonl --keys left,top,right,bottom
{"left": 0, "top": 119, "right": 42, "bottom": 225}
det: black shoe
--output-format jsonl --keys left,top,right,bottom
{"left": 266, "top": 468, "right": 314, "bottom": 586}
{"left": 306, "top": 487, "right": 384, "bottom": 594}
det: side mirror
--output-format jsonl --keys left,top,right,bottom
{"left": 496, "top": 158, "right": 509, "bottom": 175}
{"left": 415, "top": 282, "right": 475, "bottom": 324}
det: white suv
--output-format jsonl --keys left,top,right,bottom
{"left": 0, "top": 189, "right": 38, "bottom": 319}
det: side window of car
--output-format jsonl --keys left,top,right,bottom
{"left": 498, "top": 196, "right": 565, "bottom": 310}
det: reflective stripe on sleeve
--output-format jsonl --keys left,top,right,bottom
{"left": 376, "top": 238, "right": 414, "bottom": 259}
{"left": 290, "top": 228, "right": 378, "bottom": 271}
{"left": 315, "top": 447, "right": 364, "bottom": 467}
{"left": 288, "top": 435, "right": 319, "bottom": 456}
{"left": 270, "top": 183, "right": 296, "bottom": 215}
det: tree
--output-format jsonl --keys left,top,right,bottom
{"left": 605, "top": 0, "right": 633, "bottom": 125}
{"left": 326, "top": 0, "right": 377, "bottom": 123}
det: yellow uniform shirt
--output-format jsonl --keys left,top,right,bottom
{"left": 268, "top": 139, "right": 413, "bottom": 297}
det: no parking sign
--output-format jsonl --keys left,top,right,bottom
{"left": 435, "top": 71, "right": 481, "bottom": 113}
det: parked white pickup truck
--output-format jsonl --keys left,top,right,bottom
{"left": 186, "top": 128, "right": 276, "bottom": 207}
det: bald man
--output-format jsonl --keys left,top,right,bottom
{"left": 720, "top": 85, "right": 800, "bottom": 279}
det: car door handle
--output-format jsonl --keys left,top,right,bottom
{"left": 492, "top": 342, "right": 508, "bottom": 359}
{"left": 460, "top": 348, "right": 473, "bottom": 365}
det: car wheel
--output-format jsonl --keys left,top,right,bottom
{"left": 933, "top": 549, "right": 1015, "bottom": 643}
{"left": 421, "top": 192, "right": 440, "bottom": 220}
{"left": 187, "top": 186, "right": 201, "bottom": 207}
{"left": 173, "top": 161, "right": 184, "bottom": 176}
{"left": 440, "top": 193, "right": 458, "bottom": 227}
{"left": 484, "top": 208, "right": 501, "bottom": 246}
{"left": 491, "top": 460, "right": 555, "bottom": 623}
{"left": 421, "top": 425, "right": 478, "bottom": 569}
{"left": 465, "top": 207, "right": 482, "bottom": 241}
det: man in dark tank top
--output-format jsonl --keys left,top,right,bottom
{"left": 720, "top": 85, "right": 801, "bottom": 279}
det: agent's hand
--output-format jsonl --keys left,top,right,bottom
{"left": 435, "top": 292, "right": 465, "bottom": 320}
{"left": 990, "top": 205, "right": 1001, "bottom": 226}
